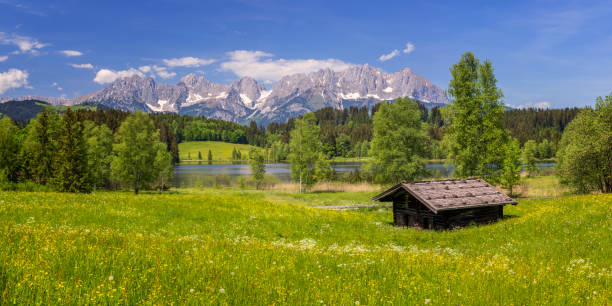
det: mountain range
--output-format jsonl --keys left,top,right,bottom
{"left": 1, "top": 64, "right": 448, "bottom": 124}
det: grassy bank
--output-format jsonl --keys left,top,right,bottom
{"left": 1, "top": 190, "right": 610, "bottom": 304}
{"left": 178, "top": 141, "right": 257, "bottom": 162}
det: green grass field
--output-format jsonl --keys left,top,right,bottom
{"left": 1, "top": 190, "right": 610, "bottom": 304}
{"left": 178, "top": 141, "right": 258, "bottom": 161}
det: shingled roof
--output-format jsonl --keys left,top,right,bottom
{"left": 372, "top": 178, "right": 517, "bottom": 213}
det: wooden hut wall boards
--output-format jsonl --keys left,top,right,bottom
{"left": 372, "top": 178, "right": 517, "bottom": 230}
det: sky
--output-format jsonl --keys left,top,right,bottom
{"left": 0, "top": 0, "right": 611, "bottom": 109}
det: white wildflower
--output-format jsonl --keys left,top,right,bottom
{"left": 219, "top": 288, "right": 225, "bottom": 293}
{"left": 108, "top": 276, "right": 113, "bottom": 281}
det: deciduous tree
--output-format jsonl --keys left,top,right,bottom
{"left": 501, "top": 138, "right": 522, "bottom": 196}
{"left": 369, "top": 98, "right": 429, "bottom": 184}
{"left": 84, "top": 121, "right": 113, "bottom": 190}
{"left": 111, "top": 112, "right": 171, "bottom": 194}
{"left": 557, "top": 94, "right": 612, "bottom": 193}
{"left": 0, "top": 116, "right": 20, "bottom": 183}
{"left": 444, "top": 52, "right": 507, "bottom": 183}
{"left": 249, "top": 148, "right": 266, "bottom": 189}
{"left": 288, "top": 113, "right": 330, "bottom": 192}
{"left": 522, "top": 140, "right": 538, "bottom": 176}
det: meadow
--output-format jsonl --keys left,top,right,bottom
{"left": 1, "top": 189, "right": 610, "bottom": 304}
{"left": 178, "top": 141, "right": 257, "bottom": 162}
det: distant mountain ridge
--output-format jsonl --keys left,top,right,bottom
{"left": 1, "top": 64, "right": 448, "bottom": 124}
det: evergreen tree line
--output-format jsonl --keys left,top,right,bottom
{"left": 0, "top": 109, "right": 173, "bottom": 194}
{"left": 246, "top": 101, "right": 580, "bottom": 163}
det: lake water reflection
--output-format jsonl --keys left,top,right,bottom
{"left": 172, "top": 162, "right": 555, "bottom": 187}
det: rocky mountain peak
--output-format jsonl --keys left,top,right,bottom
{"left": 4, "top": 64, "right": 448, "bottom": 124}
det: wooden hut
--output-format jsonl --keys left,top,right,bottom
{"left": 372, "top": 178, "right": 517, "bottom": 229}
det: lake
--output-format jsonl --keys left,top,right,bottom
{"left": 172, "top": 162, "right": 555, "bottom": 187}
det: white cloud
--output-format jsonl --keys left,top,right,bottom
{"left": 220, "top": 50, "right": 353, "bottom": 83}
{"left": 0, "top": 68, "right": 29, "bottom": 94}
{"left": 93, "top": 68, "right": 144, "bottom": 84}
{"left": 51, "top": 82, "right": 63, "bottom": 91}
{"left": 59, "top": 50, "right": 83, "bottom": 57}
{"left": 139, "top": 65, "right": 152, "bottom": 73}
{"left": 403, "top": 42, "right": 415, "bottom": 54}
{"left": 152, "top": 65, "right": 176, "bottom": 79}
{"left": 516, "top": 101, "right": 551, "bottom": 109}
{"left": 379, "top": 49, "right": 400, "bottom": 62}
{"left": 0, "top": 32, "right": 48, "bottom": 54}
{"left": 163, "top": 56, "right": 216, "bottom": 67}
{"left": 379, "top": 42, "right": 415, "bottom": 62}
{"left": 0, "top": 55, "right": 7, "bottom": 62}
{"left": 69, "top": 63, "right": 93, "bottom": 69}
{"left": 138, "top": 65, "right": 176, "bottom": 79}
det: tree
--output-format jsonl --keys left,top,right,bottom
{"left": 208, "top": 149, "right": 213, "bottom": 164}
{"left": 154, "top": 142, "right": 173, "bottom": 191}
{"left": 52, "top": 109, "right": 90, "bottom": 192}
{"left": 556, "top": 94, "right": 612, "bottom": 193}
{"left": 537, "top": 139, "right": 552, "bottom": 159}
{"left": 21, "top": 108, "right": 61, "bottom": 184}
{"left": 198, "top": 151, "right": 202, "bottom": 160}
{"left": 84, "top": 121, "right": 113, "bottom": 190}
{"left": 444, "top": 52, "right": 507, "bottom": 183}
{"left": 522, "top": 140, "right": 538, "bottom": 176}
{"left": 368, "top": 98, "right": 429, "bottom": 184}
{"left": 111, "top": 112, "right": 170, "bottom": 194}
{"left": 335, "top": 133, "right": 351, "bottom": 157}
{"left": 501, "top": 138, "right": 522, "bottom": 196}
{"left": 288, "top": 113, "right": 330, "bottom": 192}
{"left": 0, "top": 116, "right": 20, "bottom": 183}
{"left": 249, "top": 148, "right": 266, "bottom": 189}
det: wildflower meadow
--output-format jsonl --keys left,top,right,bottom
{"left": 0, "top": 191, "right": 610, "bottom": 304}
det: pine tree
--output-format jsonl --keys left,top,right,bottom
{"left": 208, "top": 149, "right": 213, "bottom": 164}
{"left": 22, "top": 108, "right": 61, "bottom": 184}
{"left": 53, "top": 109, "right": 90, "bottom": 192}
{"left": 198, "top": 151, "right": 202, "bottom": 160}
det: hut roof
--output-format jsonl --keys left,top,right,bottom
{"left": 371, "top": 178, "right": 517, "bottom": 213}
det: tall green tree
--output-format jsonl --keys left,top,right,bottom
{"left": 369, "top": 98, "right": 429, "bottom": 184}
{"left": 111, "top": 112, "right": 170, "bottom": 194}
{"left": 556, "top": 94, "right": 612, "bottom": 193}
{"left": 249, "top": 148, "right": 266, "bottom": 190}
{"left": 208, "top": 149, "right": 213, "bottom": 164}
{"left": 22, "top": 108, "right": 61, "bottom": 184}
{"left": 444, "top": 52, "right": 507, "bottom": 183}
{"left": 501, "top": 138, "right": 522, "bottom": 196}
{"left": 154, "top": 142, "right": 173, "bottom": 191}
{"left": 522, "top": 140, "right": 538, "bottom": 176}
{"left": 84, "top": 121, "right": 113, "bottom": 190}
{"left": 52, "top": 109, "right": 90, "bottom": 192}
{"left": 0, "top": 116, "right": 20, "bottom": 183}
{"left": 288, "top": 113, "right": 330, "bottom": 193}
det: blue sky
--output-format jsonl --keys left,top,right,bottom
{"left": 0, "top": 0, "right": 610, "bottom": 108}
